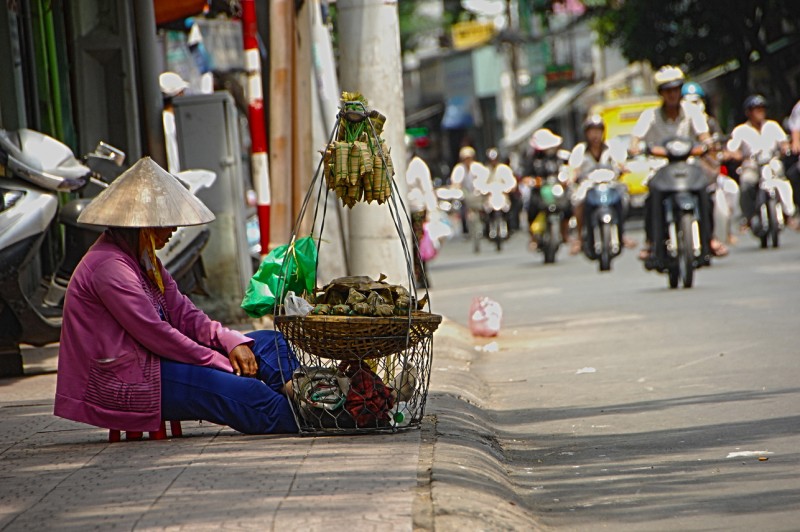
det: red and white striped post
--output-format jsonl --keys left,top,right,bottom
{"left": 241, "top": 0, "right": 270, "bottom": 255}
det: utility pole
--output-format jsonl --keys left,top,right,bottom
{"left": 292, "top": 1, "right": 313, "bottom": 237}
{"left": 132, "top": 0, "right": 166, "bottom": 167}
{"left": 337, "top": 0, "right": 409, "bottom": 284}
{"left": 268, "top": 0, "right": 294, "bottom": 248}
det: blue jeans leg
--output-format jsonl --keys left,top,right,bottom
{"left": 160, "top": 358, "right": 298, "bottom": 435}
{"left": 245, "top": 330, "right": 300, "bottom": 392}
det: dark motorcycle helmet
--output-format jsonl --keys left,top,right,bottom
{"left": 744, "top": 94, "right": 768, "bottom": 111}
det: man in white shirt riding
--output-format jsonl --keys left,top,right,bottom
{"left": 630, "top": 65, "right": 719, "bottom": 260}
{"left": 726, "top": 94, "right": 796, "bottom": 227}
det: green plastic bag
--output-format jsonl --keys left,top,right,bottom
{"left": 241, "top": 236, "right": 318, "bottom": 318}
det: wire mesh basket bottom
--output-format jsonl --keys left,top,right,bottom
{"left": 274, "top": 312, "right": 442, "bottom": 360}
{"left": 287, "top": 329, "right": 436, "bottom": 434}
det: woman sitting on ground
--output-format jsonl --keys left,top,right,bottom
{"left": 54, "top": 157, "right": 298, "bottom": 436}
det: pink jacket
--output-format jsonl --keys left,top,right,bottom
{"left": 54, "top": 232, "right": 251, "bottom": 432}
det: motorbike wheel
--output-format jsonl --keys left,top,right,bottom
{"left": 489, "top": 215, "right": 503, "bottom": 252}
{"left": 767, "top": 198, "right": 780, "bottom": 248}
{"left": 758, "top": 203, "right": 769, "bottom": 248}
{"left": 469, "top": 212, "right": 482, "bottom": 254}
{"left": 679, "top": 213, "right": 694, "bottom": 288}
{"left": 543, "top": 219, "right": 559, "bottom": 264}
{"left": 668, "top": 267, "right": 680, "bottom": 289}
{"left": 599, "top": 223, "right": 611, "bottom": 272}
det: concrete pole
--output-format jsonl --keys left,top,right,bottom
{"left": 292, "top": 1, "right": 314, "bottom": 237}
{"left": 268, "top": 0, "right": 294, "bottom": 247}
{"left": 132, "top": 0, "right": 166, "bottom": 167}
{"left": 337, "top": 0, "right": 410, "bottom": 285}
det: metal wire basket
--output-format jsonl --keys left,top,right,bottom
{"left": 272, "top": 100, "right": 439, "bottom": 435}
{"left": 274, "top": 312, "right": 441, "bottom": 360}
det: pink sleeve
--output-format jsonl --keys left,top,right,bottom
{"left": 92, "top": 259, "right": 234, "bottom": 372}
{"left": 159, "top": 265, "right": 253, "bottom": 355}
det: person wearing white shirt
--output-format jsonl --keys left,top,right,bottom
{"left": 159, "top": 72, "right": 189, "bottom": 175}
{"left": 568, "top": 115, "right": 634, "bottom": 254}
{"left": 406, "top": 142, "right": 439, "bottom": 287}
{"left": 449, "top": 146, "right": 489, "bottom": 236}
{"left": 785, "top": 99, "right": 800, "bottom": 222}
{"left": 726, "top": 94, "right": 796, "bottom": 226}
{"left": 474, "top": 148, "right": 517, "bottom": 240}
{"left": 630, "top": 66, "right": 718, "bottom": 261}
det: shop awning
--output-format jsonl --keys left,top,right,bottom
{"left": 577, "top": 62, "right": 648, "bottom": 103}
{"left": 499, "top": 80, "right": 589, "bottom": 149}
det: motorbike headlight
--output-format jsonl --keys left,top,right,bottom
{"left": 664, "top": 138, "right": 692, "bottom": 159}
{"left": 552, "top": 184, "right": 564, "bottom": 197}
{"left": 0, "top": 187, "right": 24, "bottom": 212}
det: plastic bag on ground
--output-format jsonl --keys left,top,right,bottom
{"left": 468, "top": 296, "right": 502, "bottom": 337}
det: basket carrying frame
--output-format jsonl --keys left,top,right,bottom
{"left": 273, "top": 100, "right": 441, "bottom": 435}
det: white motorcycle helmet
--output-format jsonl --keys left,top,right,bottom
{"left": 653, "top": 65, "right": 685, "bottom": 91}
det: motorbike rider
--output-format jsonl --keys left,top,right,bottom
{"left": 726, "top": 94, "right": 796, "bottom": 229}
{"left": 449, "top": 145, "right": 489, "bottom": 236}
{"left": 682, "top": 81, "right": 740, "bottom": 247}
{"left": 785, "top": 98, "right": 800, "bottom": 225}
{"left": 567, "top": 114, "right": 634, "bottom": 255}
{"left": 476, "top": 147, "right": 517, "bottom": 240}
{"left": 630, "top": 65, "right": 719, "bottom": 261}
{"left": 522, "top": 128, "right": 570, "bottom": 250}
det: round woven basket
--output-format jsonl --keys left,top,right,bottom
{"left": 274, "top": 312, "right": 442, "bottom": 360}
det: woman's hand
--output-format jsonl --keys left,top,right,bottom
{"left": 229, "top": 344, "right": 258, "bottom": 377}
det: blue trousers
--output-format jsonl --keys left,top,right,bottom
{"left": 160, "top": 331, "right": 299, "bottom": 434}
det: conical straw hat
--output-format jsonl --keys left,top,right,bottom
{"left": 78, "top": 157, "right": 215, "bottom": 227}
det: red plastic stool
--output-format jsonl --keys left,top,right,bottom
{"left": 108, "top": 421, "right": 182, "bottom": 443}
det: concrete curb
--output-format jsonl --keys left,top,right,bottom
{"left": 419, "top": 319, "right": 543, "bottom": 530}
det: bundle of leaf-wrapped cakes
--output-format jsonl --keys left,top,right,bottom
{"left": 322, "top": 92, "right": 395, "bottom": 208}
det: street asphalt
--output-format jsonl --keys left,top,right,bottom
{"left": 427, "top": 221, "right": 800, "bottom": 531}
{"left": 2, "top": 221, "right": 799, "bottom": 531}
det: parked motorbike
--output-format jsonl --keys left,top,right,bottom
{"left": 529, "top": 171, "right": 570, "bottom": 264}
{"left": 644, "top": 137, "right": 712, "bottom": 289}
{"left": 751, "top": 150, "right": 785, "bottom": 249}
{"left": 581, "top": 166, "right": 624, "bottom": 271}
{"left": 0, "top": 128, "right": 213, "bottom": 376}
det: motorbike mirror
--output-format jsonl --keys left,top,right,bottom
{"left": 587, "top": 168, "right": 616, "bottom": 183}
{"left": 92, "top": 142, "right": 126, "bottom": 166}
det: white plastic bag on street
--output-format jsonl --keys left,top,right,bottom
{"left": 285, "top": 291, "right": 314, "bottom": 316}
{"left": 468, "top": 296, "right": 502, "bottom": 337}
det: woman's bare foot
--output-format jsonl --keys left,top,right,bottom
{"left": 282, "top": 379, "right": 294, "bottom": 400}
